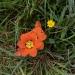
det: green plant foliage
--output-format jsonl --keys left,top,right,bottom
{"left": 0, "top": 0, "right": 75, "bottom": 75}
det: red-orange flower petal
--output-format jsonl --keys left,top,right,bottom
{"left": 32, "top": 27, "right": 42, "bottom": 34}
{"left": 29, "top": 32, "right": 36, "bottom": 41}
{"left": 29, "top": 47, "right": 37, "bottom": 57}
{"left": 35, "top": 21, "right": 42, "bottom": 28}
{"left": 20, "top": 32, "right": 31, "bottom": 41}
{"left": 15, "top": 48, "right": 21, "bottom": 56}
{"left": 37, "top": 33, "right": 47, "bottom": 41}
{"left": 19, "top": 47, "right": 37, "bottom": 57}
{"left": 38, "top": 42, "right": 44, "bottom": 50}
{"left": 15, "top": 51, "right": 21, "bottom": 56}
{"left": 34, "top": 41, "right": 44, "bottom": 50}
{"left": 19, "top": 48, "right": 29, "bottom": 56}
{"left": 17, "top": 41, "right": 26, "bottom": 48}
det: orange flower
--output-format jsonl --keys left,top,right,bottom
{"left": 32, "top": 21, "right": 47, "bottom": 41}
{"left": 32, "top": 27, "right": 47, "bottom": 41}
{"left": 15, "top": 21, "right": 47, "bottom": 57}
{"left": 15, "top": 32, "right": 44, "bottom": 57}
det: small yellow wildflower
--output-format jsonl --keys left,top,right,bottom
{"left": 47, "top": 20, "right": 55, "bottom": 28}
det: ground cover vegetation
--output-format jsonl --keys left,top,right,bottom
{"left": 0, "top": 0, "right": 75, "bottom": 75}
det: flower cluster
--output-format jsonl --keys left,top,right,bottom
{"left": 15, "top": 21, "right": 47, "bottom": 57}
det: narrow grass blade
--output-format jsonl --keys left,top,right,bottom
{"left": 0, "top": 48, "right": 15, "bottom": 57}
{"left": 11, "top": 59, "right": 23, "bottom": 75}
{"left": 0, "top": 71, "right": 10, "bottom": 75}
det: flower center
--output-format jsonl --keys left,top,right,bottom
{"left": 26, "top": 40, "right": 34, "bottom": 48}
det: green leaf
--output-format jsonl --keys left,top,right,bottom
{"left": 61, "top": 28, "right": 67, "bottom": 39}
{"left": 49, "top": 38, "right": 55, "bottom": 44}
{"left": 57, "top": 5, "right": 68, "bottom": 26}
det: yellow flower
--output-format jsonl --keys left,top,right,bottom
{"left": 26, "top": 40, "right": 34, "bottom": 49}
{"left": 47, "top": 20, "right": 55, "bottom": 28}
